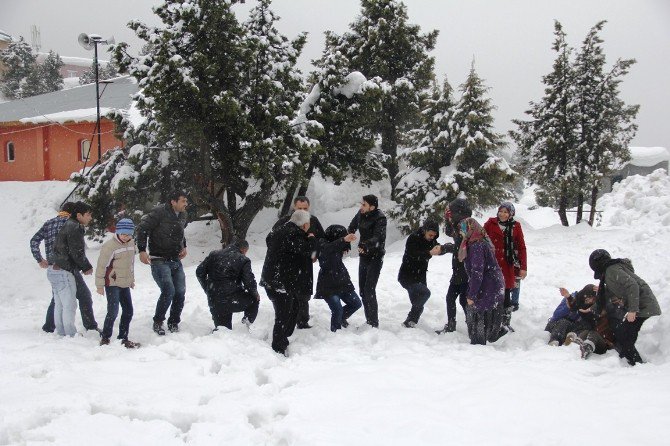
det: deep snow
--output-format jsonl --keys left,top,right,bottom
{"left": 1, "top": 172, "right": 669, "bottom": 445}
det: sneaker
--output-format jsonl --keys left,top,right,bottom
{"left": 99, "top": 337, "right": 110, "bottom": 346}
{"left": 548, "top": 340, "right": 560, "bottom": 347}
{"left": 153, "top": 322, "right": 166, "bottom": 336}
{"left": 367, "top": 321, "right": 379, "bottom": 328}
{"left": 564, "top": 332, "right": 578, "bottom": 346}
{"left": 341, "top": 319, "right": 349, "bottom": 328}
{"left": 241, "top": 316, "right": 252, "bottom": 328}
{"left": 402, "top": 320, "right": 416, "bottom": 328}
{"left": 580, "top": 340, "right": 595, "bottom": 359}
{"left": 121, "top": 339, "right": 140, "bottom": 349}
{"left": 296, "top": 322, "right": 312, "bottom": 329}
{"left": 512, "top": 304, "right": 519, "bottom": 312}
{"left": 167, "top": 323, "right": 179, "bottom": 333}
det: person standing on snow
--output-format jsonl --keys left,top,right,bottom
{"left": 348, "top": 194, "right": 386, "bottom": 328}
{"left": 136, "top": 191, "right": 189, "bottom": 336}
{"left": 437, "top": 198, "right": 472, "bottom": 334}
{"left": 458, "top": 217, "right": 507, "bottom": 345}
{"left": 95, "top": 218, "right": 140, "bottom": 348}
{"left": 589, "top": 249, "right": 661, "bottom": 366}
{"left": 314, "top": 225, "right": 362, "bottom": 332}
{"left": 398, "top": 220, "right": 448, "bottom": 328}
{"left": 49, "top": 201, "right": 95, "bottom": 337}
{"left": 484, "top": 202, "right": 527, "bottom": 331}
{"left": 272, "top": 196, "right": 325, "bottom": 330}
{"left": 196, "top": 239, "right": 260, "bottom": 331}
{"left": 30, "top": 201, "right": 99, "bottom": 333}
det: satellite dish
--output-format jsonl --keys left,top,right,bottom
{"left": 78, "top": 33, "right": 94, "bottom": 50}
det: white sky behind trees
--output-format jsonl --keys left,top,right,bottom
{"left": 4, "top": 0, "right": 670, "bottom": 149}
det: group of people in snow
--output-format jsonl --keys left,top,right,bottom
{"left": 30, "top": 191, "right": 661, "bottom": 364}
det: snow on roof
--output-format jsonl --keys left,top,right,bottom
{"left": 0, "top": 30, "right": 12, "bottom": 42}
{"left": 0, "top": 76, "right": 137, "bottom": 125}
{"left": 626, "top": 146, "right": 670, "bottom": 167}
{"left": 35, "top": 52, "right": 109, "bottom": 66}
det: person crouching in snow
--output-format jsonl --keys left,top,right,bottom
{"left": 398, "top": 220, "right": 448, "bottom": 328}
{"left": 314, "top": 225, "right": 362, "bottom": 332}
{"left": 95, "top": 218, "right": 140, "bottom": 348}
{"left": 563, "top": 289, "right": 616, "bottom": 359}
{"left": 196, "top": 239, "right": 260, "bottom": 331}
{"left": 458, "top": 218, "right": 506, "bottom": 345}
{"left": 545, "top": 285, "right": 597, "bottom": 346}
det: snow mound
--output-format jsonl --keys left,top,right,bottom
{"left": 598, "top": 168, "right": 670, "bottom": 231}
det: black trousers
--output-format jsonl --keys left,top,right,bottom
{"left": 445, "top": 281, "right": 468, "bottom": 321}
{"left": 295, "top": 294, "right": 311, "bottom": 327}
{"left": 208, "top": 291, "right": 259, "bottom": 330}
{"left": 358, "top": 256, "right": 383, "bottom": 326}
{"left": 545, "top": 318, "right": 591, "bottom": 345}
{"left": 610, "top": 317, "right": 647, "bottom": 365}
{"left": 43, "top": 269, "right": 98, "bottom": 332}
{"left": 267, "top": 289, "right": 300, "bottom": 354}
{"left": 577, "top": 330, "right": 610, "bottom": 354}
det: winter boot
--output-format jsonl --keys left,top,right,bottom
{"left": 564, "top": 332, "right": 578, "bottom": 346}
{"left": 580, "top": 340, "right": 595, "bottom": 359}
{"left": 167, "top": 322, "right": 179, "bottom": 333}
{"left": 502, "top": 307, "right": 515, "bottom": 332}
{"left": 121, "top": 339, "right": 141, "bottom": 349}
{"left": 341, "top": 318, "right": 349, "bottom": 328}
{"left": 241, "top": 316, "right": 252, "bottom": 328}
{"left": 402, "top": 320, "right": 416, "bottom": 328}
{"left": 99, "top": 337, "right": 110, "bottom": 346}
{"left": 153, "top": 322, "right": 166, "bottom": 336}
{"left": 297, "top": 322, "right": 312, "bottom": 329}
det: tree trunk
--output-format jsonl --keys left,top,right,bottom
{"left": 280, "top": 181, "right": 298, "bottom": 218}
{"left": 232, "top": 186, "right": 274, "bottom": 240}
{"left": 588, "top": 183, "right": 599, "bottom": 226}
{"left": 297, "top": 155, "right": 317, "bottom": 197}
{"left": 216, "top": 210, "right": 235, "bottom": 247}
{"left": 576, "top": 191, "right": 584, "bottom": 224}
{"left": 381, "top": 123, "right": 399, "bottom": 199}
{"left": 558, "top": 183, "right": 569, "bottom": 227}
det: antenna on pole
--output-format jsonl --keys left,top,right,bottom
{"left": 30, "top": 25, "right": 41, "bottom": 52}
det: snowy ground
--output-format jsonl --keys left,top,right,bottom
{"left": 1, "top": 173, "right": 669, "bottom": 445}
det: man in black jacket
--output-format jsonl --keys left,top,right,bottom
{"left": 196, "top": 240, "right": 260, "bottom": 331}
{"left": 437, "top": 198, "right": 472, "bottom": 334}
{"left": 398, "top": 220, "right": 448, "bottom": 327}
{"left": 272, "top": 196, "right": 325, "bottom": 329}
{"left": 137, "top": 191, "right": 188, "bottom": 335}
{"left": 348, "top": 194, "right": 386, "bottom": 328}
{"left": 262, "top": 210, "right": 317, "bottom": 355}
{"left": 49, "top": 201, "right": 94, "bottom": 337}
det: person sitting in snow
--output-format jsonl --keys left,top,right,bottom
{"left": 458, "top": 217, "right": 507, "bottom": 345}
{"left": 545, "top": 285, "right": 597, "bottom": 346}
{"left": 398, "top": 220, "right": 448, "bottom": 328}
{"left": 314, "top": 225, "right": 362, "bottom": 332}
{"left": 95, "top": 218, "right": 140, "bottom": 348}
{"left": 563, "top": 291, "right": 616, "bottom": 360}
{"left": 589, "top": 249, "right": 661, "bottom": 366}
{"left": 196, "top": 239, "right": 260, "bottom": 331}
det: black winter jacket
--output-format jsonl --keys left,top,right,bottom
{"left": 348, "top": 209, "right": 387, "bottom": 258}
{"left": 196, "top": 245, "right": 258, "bottom": 300}
{"left": 397, "top": 229, "right": 447, "bottom": 286}
{"left": 53, "top": 218, "right": 93, "bottom": 273}
{"left": 315, "top": 238, "right": 355, "bottom": 299}
{"left": 136, "top": 204, "right": 187, "bottom": 259}
{"left": 444, "top": 217, "right": 467, "bottom": 284}
{"left": 261, "top": 222, "right": 317, "bottom": 296}
{"left": 273, "top": 214, "right": 326, "bottom": 240}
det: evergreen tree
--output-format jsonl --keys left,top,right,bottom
{"left": 391, "top": 77, "right": 459, "bottom": 233}
{"left": 512, "top": 22, "right": 579, "bottom": 226}
{"left": 330, "top": 0, "right": 438, "bottom": 197}
{"left": 79, "top": 0, "right": 310, "bottom": 241}
{"left": 448, "top": 64, "right": 514, "bottom": 210}
{"left": 22, "top": 50, "right": 64, "bottom": 97}
{"left": 0, "top": 38, "right": 36, "bottom": 99}
{"left": 79, "top": 59, "right": 118, "bottom": 85}
{"left": 573, "top": 21, "right": 638, "bottom": 225}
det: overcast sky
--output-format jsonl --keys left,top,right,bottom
{"left": 4, "top": 0, "right": 670, "bottom": 149}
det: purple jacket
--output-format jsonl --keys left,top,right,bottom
{"left": 464, "top": 240, "right": 505, "bottom": 311}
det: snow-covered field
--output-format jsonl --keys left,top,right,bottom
{"left": 1, "top": 172, "right": 669, "bottom": 445}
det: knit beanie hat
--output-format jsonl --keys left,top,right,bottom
{"left": 498, "top": 201, "right": 515, "bottom": 217}
{"left": 589, "top": 249, "right": 611, "bottom": 280}
{"left": 362, "top": 194, "right": 379, "bottom": 209}
{"left": 448, "top": 198, "right": 472, "bottom": 224}
{"left": 115, "top": 218, "right": 135, "bottom": 235}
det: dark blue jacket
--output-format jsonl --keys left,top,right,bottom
{"left": 315, "top": 238, "right": 355, "bottom": 299}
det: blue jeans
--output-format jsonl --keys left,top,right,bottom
{"left": 151, "top": 260, "right": 186, "bottom": 324}
{"left": 46, "top": 267, "right": 78, "bottom": 336}
{"left": 324, "top": 291, "right": 362, "bottom": 332}
{"left": 402, "top": 282, "right": 431, "bottom": 324}
{"left": 511, "top": 282, "right": 521, "bottom": 307}
{"left": 102, "top": 286, "right": 133, "bottom": 340}
{"left": 43, "top": 270, "right": 98, "bottom": 332}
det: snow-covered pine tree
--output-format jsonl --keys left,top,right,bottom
{"left": 391, "top": 77, "right": 459, "bottom": 233}
{"left": 331, "top": 0, "right": 438, "bottom": 197}
{"left": 573, "top": 21, "right": 638, "bottom": 225}
{"left": 281, "top": 40, "right": 386, "bottom": 215}
{"left": 22, "top": 50, "right": 64, "bottom": 97}
{"left": 86, "top": 0, "right": 311, "bottom": 242}
{"left": 0, "top": 38, "right": 36, "bottom": 99}
{"left": 79, "top": 59, "right": 119, "bottom": 85}
{"left": 512, "top": 22, "right": 579, "bottom": 226}
{"left": 448, "top": 64, "right": 514, "bottom": 210}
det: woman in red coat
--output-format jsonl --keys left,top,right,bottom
{"left": 483, "top": 202, "right": 527, "bottom": 329}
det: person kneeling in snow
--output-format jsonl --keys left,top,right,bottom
{"left": 196, "top": 239, "right": 260, "bottom": 331}
{"left": 314, "top": 225, "right": 362, "bottom": 332}
{"left": 458, "top": 218, "right": 507, "bottom": 345}
{"left": 589, "top": 249, "right": 661, "bottom": 366}
{"left": 95, "top": 218, "right": 140, "bottom": 348}
{"left": 563, "top": 291, "right": 616, "bottom": 360}
{"left": 398, "top": 220, "right": 448, "bottom": 328}
{"left": 545, "top": 285, "right": 597, "bottom": 346}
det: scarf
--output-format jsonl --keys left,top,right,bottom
{"left": 498, "top": 218, "right": 517, "bottom": 266}
{"left": 457, "top": 218, "right": 492, "bottom": 262}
